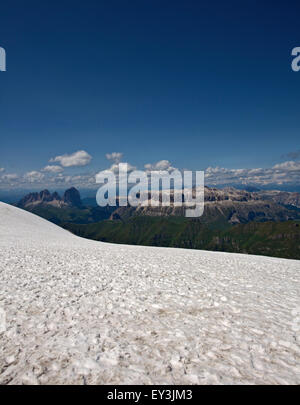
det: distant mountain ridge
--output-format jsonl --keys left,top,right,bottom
{"left": 17, "top": 186, "right": 300, "bottom": 209}
{"left": 17, "top": 187, "right": 82, "bottom": 209}
{"left": 13, "top": 186, "right": 300, "bottom": 260}
{"left": 16, "top": 186, "right": 300, "bottom": 226}
{"left": 107, "top": 187, "right": 300, "bottom": 224}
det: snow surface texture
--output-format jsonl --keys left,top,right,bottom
{"left": 0, "top": 202, "right": 299, "bottom": 385}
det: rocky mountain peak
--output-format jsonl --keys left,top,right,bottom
{"left": 17, "top": 187, "right": 82, "bottom": 209}
{"left": 52, "top": 192, "right": 61, "bottom": 201}
{"left": 63, "top": 187, "right": 82, "bottom": 208}
{"left": 38, "top": 189, "right": 52, "bottom": 202}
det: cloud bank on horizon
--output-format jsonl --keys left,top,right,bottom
{"left": 1, "top": 149, "right": 300, "bottom": 190}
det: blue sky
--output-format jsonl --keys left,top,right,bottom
{"left": 0, "top": 0, "right": 299, "bottom": 190}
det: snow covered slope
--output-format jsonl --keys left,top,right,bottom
{"left": 0, "top": 202, "right": 299, "bottom": 384}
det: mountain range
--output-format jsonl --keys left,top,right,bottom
{"left": 17, "top": 187, "right": 83, "bottom": 209}
{"left": 15, "top": 186, "right": 300, "bottom": 259}
{"left": 17, "top": 186, "right": 300, "bottom": 224}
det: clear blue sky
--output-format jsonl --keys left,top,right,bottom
{"left": 0, "top": 0, "right": 299, "bottom": 189}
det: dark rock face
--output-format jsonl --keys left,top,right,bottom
{"left": 63, "top": 187, "right": 82, "bottom": 208}
{"left": 39, "top": 190, "right": 53, "bottom": 202}
{"left": 17, "top": 192, "right": 38, "bottom": 207}
{"left": 52, "top": 192, "right": 61, "bottom": 201}
{"left": 18, "top": 189, "right": 54, "bottom": 208}
{"left": 17, "top": 188, "right": 82, "bottom": 209}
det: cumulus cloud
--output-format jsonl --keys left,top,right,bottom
{"left": 205, "top": 160, "right": 300, "bottom": 186}
{"left": 3, "top": 150, "right": 300, "bottom": 190}
{"left": 105, "top": 152, "right": 123, "bottom": 163}
{"left": 109, "top": 162, "right": 136, "bottom": 175}
{"left": 42, "top": 165, "right": 64, "bottom": 173}
{"left": 49, "top": 173, "right": 70, "bottom": 184}
{"left": 50, "top": 150, "right": 92, "bottom": 167}
{"left": 23, "top": 171, "right": 45, "bottom": 183}
{"left": 273, "top": 161, "right": 300, "bottom": 171}
{"left": 96, "top": 163, "right": 136, "bottom": 182}
{"left": 47, "top": 172, "right": 95, "bottom": 186}
{"left": 144, "top": 160, "right": 177, "bottom": 173}
{"left": 96, "top": 153, "right": 136, "bottom": 180}
{"left": 1, "top": 173, "right": 18, "bottom": 182}
{"left": 96, "top": 158, "right": 180, "bottom": 187}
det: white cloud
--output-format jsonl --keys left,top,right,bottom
{"left": 23, "top": 171, "right": 45, "bottom": 183}
{"left": 105, "top": 152, "right": 123, "bottom": 163}
{"left": 42, "top": 165, "right": 64, "bottom": 173}
{"left": 1, "top": 173, "right": 18, "bottom": 182}
{"left": 49, "top": 173, "right": 69, "bottom": 184}
{"left": 49, "top": 173, "right": 96, "bottom": 187}
{"left": 273, "top": 161, "right": 300, "bottom": 171}
{"left": 2, "top": 152, "right": 300, "bottom": 191}
{"left": 50, "top": 150, "right": 92, "bottom": 167}
{"left": 0, "top": 168, "right": 4, "bottom": 173}
{"left": 205, "top": 160, "right": 300, "bottom": 186}
{"left": 96, "top": 153, "right": 136, "bottom": 179}
{"left": 144, "top": 160, "right": 177, "bottom": 173}
{"left": 110, "top": 162, "right": 136, "bottom": 174}
{"left": 96, "top": 163, "right": 136, "bottom": 183}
